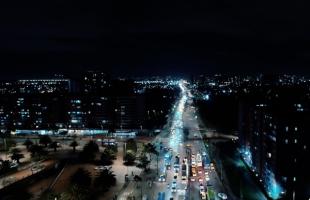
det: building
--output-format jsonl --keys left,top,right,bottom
{"left": 17, "top": 79, "right": 72, "bottom": 94}
{"left": 113, "top": 96, "right": 145, "bottom": 130}
{"left": 67, "top": 97, "right": 85, "bottom": 129}
{"left": 85, "top": 96, "right": 113, "bottom": 129}
{"left": 239, "top": 87, "right": 310, "bottom": 200}
{"left": 83, "top": 71, "right": 109, "bottom": 94}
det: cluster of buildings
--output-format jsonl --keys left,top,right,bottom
{"left": 194, "top": 74, "right": 310, "bottom": 200}
{"left": 193, "top": 74, "right": 310, "bottom": 98}
{"left": 0, "top": 71, "right": 178, "bottom": 134}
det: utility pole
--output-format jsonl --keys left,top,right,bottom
{"left": 239, "top": 171, "right": 243, "bottom": 200}
{"left": 157, "top": 154, "right": 159, "bottom": 176}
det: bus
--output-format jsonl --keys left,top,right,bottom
{"left": 181, "top": 164, "right": 187, "bottom": 180}
{"left": 159, "top": 165, "right": 167, "bottom": 182}
{"left": 203, "top": 156, "right": 211, "bottom": 170}
{"left": 174, "top": 156, "right": 180, "bottom": 171}
{"left": 197, "top": 153, "right": 202, "bottom": 167}
{"left": 157, "top": 192, "right": 165, "bottom": 200}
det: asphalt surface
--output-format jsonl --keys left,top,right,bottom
{"left": 118, "top": 81, "right": 231, "bottom": 200}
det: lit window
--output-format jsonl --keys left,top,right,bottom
{"left": 293, "top": 177, "right": 296, "bottom": 182}
{"left": 294, "top": 139, "right": 297, "bottom": 144}
{"left": 285, "top": 139, "right": 288, "bottom": 144}
{"left": 294, "top": 127, "right": 298, "bottom": 131}
{"left": 267, "top": 153, "right": 272, "bottom": 158}
{"left": 285, "top": 126, "right": 289, "bottom": 132}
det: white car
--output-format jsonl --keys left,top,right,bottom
{"left": 200, "top": 188, "right": 205, "bottom": 194}
{"left": 94, "top": 166, "right": 106, "bottom": 171}
{"left": 158, "top": 175, "right": 166, "bottom": 182}
{"left": 218, "top": 193, "right": 228, "bottom": 200}
{"left": 171, "top": 181, "right": 177, "bottom": 192}
{"left": 201, "top": 192, "right": 207, "bottom": 200}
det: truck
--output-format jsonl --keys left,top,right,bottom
{"left": 181, "top": 164, "right": 187, "bottom": 181}
{"left": 196, "top": 153, "right": 203, "bottom": 167}
{"left": 203, "top": 155, "right": 211, "bottom": 170}
{"left": 165, "top": 152, "right": 173, "bottom": 170}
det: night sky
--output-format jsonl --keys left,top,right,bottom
{"left": 0, "top": 0, "right": 309, "bottom": 78}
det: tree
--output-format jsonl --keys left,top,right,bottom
{"left": 126, "top": 139, "right": 137, "bottom": 153}
{"left": 49, "top": 141, "right": 59, "bottom": 152}
{"left": 79, "top": 141, "right": 99, "bottom": 162}
{"left": 106, "top": 144, "right": 118, "bottom": 154}
{"left": 60, "top": 184, "right": 89, "bottom": 200}
{"left": 29, "top": 144, "right": 48, "bottom": 159}
{"left": 39, "top": 135, "right": 52, "bottom": 147}
{"left": 70, "top": 140, "right": 78, "bottom": 153}
{"left": 39, "top": 191, "right": 60, "bottom": 200}
{"left": 10, "top": 148, "right": 24, "bottom": 163}
{"left": 94, "top": 167, "right": 116, "bottom": 192}
{"left": 0, "top": 160, "right": 11, "bottom": 175}
{"left": 1, "top": 189, "right": 33, "bottom": 200}
{"left": 100, "top": 150, "right": 114, "bottom": 165}
{"left": 23, "top": 138, "right": 33, "bottom": 150}
{"left": 136, "top": 154, "right": 150, "bottom": 171}
{"left": 70, "top": 168, "right": 92, "bottom": 188}
{"left": 124, "top": 150, "right": 136, "bottom": 165}
{"left": 143, "top": 143, "right": 159, "bottom": 174}
{"left": 143, "top": 143, "right": 158, "bottom": 161}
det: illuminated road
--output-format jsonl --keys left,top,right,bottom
{"left": 118, "top": 80, "right": 231, "bottom": 200}
{"left": 0, "top": 160, "right": 55, "bottom": 190}
{"left": 146, "top": 80, "right": 229, "bottom": 200}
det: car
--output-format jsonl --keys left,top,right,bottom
{"left": 201, "top": 192, "right": 207, "bottom": 200}
{"left": 190, "top": 177, "right": 195, "bottom": 182}
{"left": 174, "top": 171, "right": 178, "bottom": 176}
{"left": 10, "top": 162, "right": 18, "bottom": 168}
{"left": 202, "top": 152, "right": 207, "bottom": 156}
{"left": 218, "top": 193, "right": 228, "bottom": 200}
{"left": 171, "top": 181, "right": 177, "bottom": 192}
{"left": 94, "top": 166, "right": 106, "bottom": 171}
{"left": 205, "top": 176, "right": 210, "bottom": 181}
{"left": 200, "top": 188, "right": 205, "bottom": 194}
{"left": 167, "top": 183, "right": 170, "bottom": 189}
{"left": 158, "top": 175, "right": 166, "bottom": 182}
{"left": 174, "top": 175, "right": 177, "bottom": 179}
{"left": 198, "top": 178, "right": 203, "bottom": 183}
{"left": 199, "top": 183, "right": 204, "bottom": 190}
{"left": 198, "top": 169, "right": 203, "bottom": 174}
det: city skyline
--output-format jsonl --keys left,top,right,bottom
{"left": 0, "top": 1, "right": 309, "bottom": 200}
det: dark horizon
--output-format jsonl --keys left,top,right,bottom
{"left": 1, "top": 1, "right": 310, "bottom": 78}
